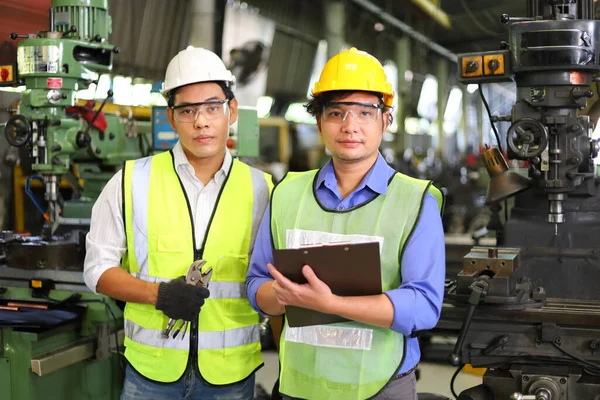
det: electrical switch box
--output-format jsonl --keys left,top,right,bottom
{"left": 458, "top": 50, "right": 512, "bottom": 84}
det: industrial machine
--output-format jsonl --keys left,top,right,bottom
{"left": 0, "top": 1, "right": 151, "bottom": 398}
{"left": 437, "top": 1, "right": 600, "bottom": 399}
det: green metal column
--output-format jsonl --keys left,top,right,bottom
{"left": 325, "top": 0, "right": 345, "bottom": 60}
{"left": 436, "top": 58, "right": 448, "bottom": 160}
{"left": 395, "top": 36, "right": 411, "bottom": 155}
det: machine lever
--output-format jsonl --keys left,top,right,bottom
{"left": 511, "top": 393, "right": 536, "bottom": 400}
{"left": 448, "top": 275, "right": 490, "bottom": 366}
{"left": 85, "top": 89, "right": 114, "bottom": 141}
{"left": 9, "top": 33, "right": 36, "bottom": 40}
{"left": 511, "top": 389, "right": 552, "bottom": 400}
{"left": 500, "top": 14, "right": 535, "bottom": 24}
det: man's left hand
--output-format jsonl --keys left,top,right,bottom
{"left": 268, "top": 263, "right": 335, "bottom": 313}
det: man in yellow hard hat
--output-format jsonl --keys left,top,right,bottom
{"left": 246, "top": 47, "right": 446, "bottom": 399}
{"left": 84, "top": 46, "right": 272, "bottom": 399}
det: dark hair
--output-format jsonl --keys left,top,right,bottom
{"left": 167, "top": 81, "right": 235, "bottom": 108}
{"left": 305, "top": 90, "right": 394, "bottom": 125}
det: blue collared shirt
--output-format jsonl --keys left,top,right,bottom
{"left": 246, "top": 153, "right": 445, "bottom": 374}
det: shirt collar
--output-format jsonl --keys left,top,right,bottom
{"left": 316, "top": 152, "right": 392, "bottom": 196}
{"left": 172, "top": 141, "right": 232, "bottom": 183}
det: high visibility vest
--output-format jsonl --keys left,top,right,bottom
{"left": 121, "top": 150, "right": 272, "bottom": 384}
{"left": 271, "top": 170, "right": 443, "bottom": 400}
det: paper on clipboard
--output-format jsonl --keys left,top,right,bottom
{"left": 285, "top": 229, "right": 384, "bottom": 253}
{"left": 273, "top": 238, "right": 382, "bottom": 328}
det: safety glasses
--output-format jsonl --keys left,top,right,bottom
{"left": 322, "top": 101, "right": 383, "bottom": 124}
{"left": 171, "top": 99, "right": 229, "bottom": 122}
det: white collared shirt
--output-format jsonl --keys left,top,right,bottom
{"left": 83, "top": 141, "right": 232, "bottom": 293}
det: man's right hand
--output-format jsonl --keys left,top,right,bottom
{"left": 155, "top": 276, "right": 210, "bottom": 321}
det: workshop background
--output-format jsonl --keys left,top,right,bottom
{"left": 2, "top": 0, "right": 600, "bottom": 399}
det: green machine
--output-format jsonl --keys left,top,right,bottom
{"left": 0, "top": 1, "right": 152, "bottom": 398}
{"left": 5, "top": 0, "right": 152, "bottom": 228}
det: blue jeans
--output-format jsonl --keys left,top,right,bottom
{"left": 121, "top": 364, "right": 255, "bottom": 400}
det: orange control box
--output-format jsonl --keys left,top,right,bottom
{"left": 457, "top": 50, "right": 511, "bottom": 84}
{"left": 461, "top": 56, "right": 483, "bottom": 78}
{"left": 483, "top": 54, "right": 505, "bottom": 76}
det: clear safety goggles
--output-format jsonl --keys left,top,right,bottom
{"left": 322, "top": 101, "right": 383, "bottom": 124}
{"left": 171, "top": 99, "right": 229, "bottom": 123}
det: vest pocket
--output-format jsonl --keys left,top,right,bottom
{"left": 214, "top": 255, "right": 248, "bottom": 281}
{"left": 124, "top": 303, "right": 166, "bottom": 357}
{"left": 157, "top": 233, "right": 188, "bottom": 253}
{"left": 223, "top": 298, "right": 258, "bottom": 320}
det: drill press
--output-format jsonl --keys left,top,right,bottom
{"left": 438, "top": 1, "right": 600, "bottom": 399}
{"left": 4, "top": 0, "right": 152, "bottom": 239}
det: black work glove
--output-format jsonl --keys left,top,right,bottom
{"left": 155, "top": 276, "right": 210, "bottom": 321}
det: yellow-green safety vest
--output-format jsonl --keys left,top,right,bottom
{"left": 271, "top": 170, "right": 443, "bottom": 400}
{"left": 122, "top": 150, "right": 272, "bottom": 384}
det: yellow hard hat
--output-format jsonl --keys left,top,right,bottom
{"left": 312, "top": 47, "right": 394, "bottom": 107}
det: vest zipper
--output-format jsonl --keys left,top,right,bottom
{"left": 189, "top": 247, "right": 201, "bottom": 377}
{"left": 169, "top": 151, "right": 234, "bottom": 382}
{"left": 169, "top": 150, "right": 202, "bottom": 379}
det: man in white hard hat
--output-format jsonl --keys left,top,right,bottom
{"left": 84, "top": 46, "right": 272, "bottom": 399}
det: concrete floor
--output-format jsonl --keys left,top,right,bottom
{"left": 256, "top": 350, "right": 483, "bottom": 398}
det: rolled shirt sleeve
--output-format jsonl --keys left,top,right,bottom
{"left": 83, "top": 171, "right": 127, "bottom": 293}
{"left": 246, "top": 205, "right": 275, "bottom": 314}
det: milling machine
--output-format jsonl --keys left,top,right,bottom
{"left": 0, "top": 1, "right": 152, "bottom": 399}
{"left": 437, "top": 1, "right": 600, "bottom": 399}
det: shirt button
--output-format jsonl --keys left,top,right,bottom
{"left": 338, "top": 205, "right": 344, "bottom": 210}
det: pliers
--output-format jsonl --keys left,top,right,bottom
{"left": 162, "top": 259, "right": 213, "bottom": 340}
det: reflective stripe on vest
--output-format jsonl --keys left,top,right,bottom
{"left": 122, "top": 150, "right": 272, "bottom": 384}
{"left": 129, "top": 273, "right": 247, "bottom": 298}
{"left": 124, "top": 319, "right": 259, "bottom": 350}
{"left": 271, "top": 169, "right": 443, "bottom": 400}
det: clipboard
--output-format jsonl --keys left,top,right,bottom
{"left": 272, "top": 241, "right": 382, "bottom": 327}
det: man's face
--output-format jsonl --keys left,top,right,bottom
{"left": 167, "top": 82, "right": 238, "bottom": 161}
{"left": 317, "top": 91, "right": 389, "bottom": 164}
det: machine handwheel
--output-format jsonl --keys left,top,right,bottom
{"left": 4, "top": 115, "right": 32, "bottom": 147}
{"left": 507, "top": 118, "right": 548, "bottom": 158}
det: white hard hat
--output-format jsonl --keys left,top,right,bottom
{"left": 161, "top": 46, "right": 236, "bottom": 97}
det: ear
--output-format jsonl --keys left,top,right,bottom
{"left": 316, "top": 116, "right": 322, "bottom": 137}
{"left": 228, "top": 98, "right": 239, "bottom": 125}
{"left": 167, "top": 106, "right": 177, "bottom": 131}
{"left": 382, "top": 110, "right": 391, "bottom": 134}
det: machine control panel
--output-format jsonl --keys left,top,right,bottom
{"left": 458, "top": 50, "right": 512, "bottom": 84}
{"left": 151, "top": 106, "right": 178, "bottom": 151}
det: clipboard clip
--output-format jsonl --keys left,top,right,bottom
{"left": 299, "top": 241, "right": 352, "bottom": 249}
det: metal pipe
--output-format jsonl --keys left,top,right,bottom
{"left": 49, "top": 8, "right": 54, "bottom": 32}
{"left": 583, "top": 0, "right": 594, "bottom": 20}
{"left": 527, "top": 0, "right": 539, "bottom": 19}
{"left": 350, "top": 0, "right": 456, "bottom": 62}
{"left": 275, "top": 23, "right": 319, "bottom": 45}
{"left": 410, "top": 0, "right": 451, "bottom": 28}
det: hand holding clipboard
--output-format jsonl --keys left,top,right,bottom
{"left": 271, "top": 242, "right": 382, "bottom": 327}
